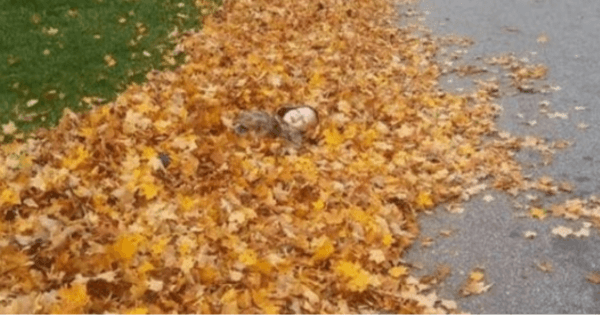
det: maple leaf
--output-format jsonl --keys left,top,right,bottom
{"left": 51, "top": 284, "right": 89, "bottom": 314}
{"left": 460, "top": 269, "right": 493, "bottom": 297}
{"left": 137, "top": 261, "right": 155, "bottom": 276}
{"left": 252, "top": 289, "right": 279, "bottom": 314}
{"left": 141, "top": 146, "right": 157, "bottom": 160}
{"left": 312, "top": 237, "right": 334, "bottom": 261}
{"left": 335, "top": 260, "right": 373, "bottom": 292}
{"left": 239, "top": 249, "right": 258, "bottom": 266}
{"left": 369, "top": 249, "right": 386, "bottom": 264}
{"left": 530, "top": 207, "right": 547, "bottom": 220}
{"left": 470, "top": 271, "right": 484, "bottom": 281}
{"left": 536, "top": 261, "right": 553, "bottom": 273}
{"left": 139, "top": 182, "right": 159, "bottom": 200}
{"left": 112, "top": 234, "right": 145, "bottom": 263}
{"left": 389, "top": 266, "right": 408, "bottom": 278}
{"left": 2, "top": 121, "right": 17, "bottom": 135}
{"left": 309, "top": 72, "right": 325, "bottom": 89}
{"left": 586, "top": 272, "right": 600, "bottom": 284}
{"left": 312, "top": 199, "right": 325, "bottom": 211}
{"left": 381, "top": 233, "right": 394, "bottom": 247}
{"left": 177, "top": 193, "right": 198, "bottom": 212}
{"left": 551, "top": 226, "right": 573, "bottom": 238}
{"left": 482, "top": 194, "right": 494, "bottom": 203}
{"left": 524, "top": 231, "right": 537, "bottom": 239}
{"left": 323, "top": 125, "right": 344, "bottom": 148}
{"left": 62, "top": 145, "right": 90, "bottom": 170}
{"left": 104, "top": 54, "right": 117, "bottom": 67}
{"left": 126, "top": 307, "right": 149, "bottom": 314}
{"left": 416, "top": 191, "right": 433, "bottom": 208}
{"left": 0, "top": 187, "right": 21, "bottom": 206}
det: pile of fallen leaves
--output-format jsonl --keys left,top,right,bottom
{"left": 0, "top": 0, "right": 537, "bottom": 313}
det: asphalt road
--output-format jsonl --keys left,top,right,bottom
{"left": 401, "top": 1, "right": 600, "bottom": 313}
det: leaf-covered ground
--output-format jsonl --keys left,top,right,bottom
{"left": 0, "top": 0, "right": 545, "bottom": 313}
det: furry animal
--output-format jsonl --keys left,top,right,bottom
{"left": 233, "top": 110, "right": 304, "bottom": 146}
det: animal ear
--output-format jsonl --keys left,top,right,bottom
{"left": 276, "top": 106, "right": 295, "bottom": 118}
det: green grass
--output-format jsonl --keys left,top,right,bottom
{"left": 0, "top": 0, "right": 220, "bottom": 142}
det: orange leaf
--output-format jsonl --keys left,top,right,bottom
{"left": 312, "top": 237, "right": 334, "bottom": 261}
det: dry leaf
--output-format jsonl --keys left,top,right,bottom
{"left": 439, "top": 229, "right": 453, "bottom": 237}
{"left": 552, "top": 226, "right": 573, "bottom": 238}
{"left": 536, "top": 261, "right": 553, "bottom": 273}
{"left": 460, "top": 269, "right": 492, "bottom": 297}
{"left": 577, "top": 122, "right": 589, "bottom": 130}
{"left": 586, "top": 272, "right": 600, "bottom": 284}
{"left": 482, "top": 194, "right": 495, "bottom": 203}
{"left": 2, "top": 121, "right": 17, "bottom": 135}
{"left": 530, "top": 207, "right": 547, "bottom": 220}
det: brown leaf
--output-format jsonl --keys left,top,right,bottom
{"left": 536, "top": 261, "right": 553, "bottom": 273}
{"left": 586, "top": 272, "right": 600, "bottom": 284}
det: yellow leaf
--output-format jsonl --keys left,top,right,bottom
{"left": 323, "top": 126, "right": 344, "bottom": 148}
{"left": 253, "top": 259, "right": 273, "bottom": 275}
{"left": 458, "top": 144, "right": 475, "bottom": 156}
{"left": 179, "top": 239, "right": 192, "bottom": 256}
{"left": 79, "top": 127, "right": 94, "bottom": 139}
{"left": 52, "top": 284, "right": 89, "bottom": 313}
{"left": 416, "top": 191, "right": 433, "bottom": 208}
{"left": 0, "top": 188, "right": 21, "bottom": 206}
{"left": 252, "top": 289, "right": 279, "bottom": 314}
{"left": 177, "top": 194, "right": 197, "bottom": 212}
{"left": 335, "top": 260, "right": 372, "bottom": 292}
{"left": 312, "top": 237, "right": 334, "bottom": 261}
{"left": 361, "top": 128, "right": 379, "bottom": 146}
{"left": 389, "top": 266, "right": 408, "bottom": 278}
{"left": 126, "top": 307, "right": 148, "bottom": 314}
{"left": 312, "top": 199, "right": 325, "bottom": 211}
{"left": 530, "top": 207, "right": 547, "bottom": 220}
{"left": 137, "top": 261, "right": 155, "bottom": 275}
{"left": 139, "top": 182, "right": 159, "bottom": 200}
{"left": 141, "top": 146, "right": 157, "bottom": 160}
{"left": 336, "top": 260, "right": 359, "bottom": 278}
{"left": 137, "top": 102, "right": 156, "bottom": 114}
{"left": 247, "top": 53, "right": 261, "bottom": 65}
{"left": 392, "top": 151, "right": 408, "bottom": 167}
{"left": 309, "top": 72, "right": 324, "bottom": 88}
{"left": 221, "top": 288, "right": 238, "bottom": 303}
{"left": 153, "top": 119, "right": 172, "bottom": 133}
{"left": 239, "top": 249, "right": 258, "bottom": 266}
{"left": 470, "top": 271, "right": 484, "bottom": 282}
{"left": 62, "top": 146, "right": 90, "bottom": 170}
{"left": 113, "top": 234, "right": 144, "bottom": 262}
{"left": 348, "top": 269, "right": 371, "bottom": 292}
{"left": 92, "top": 193, "right": 114, "bottom": 215}
{"left": 350, "top": 207, "right": 370, "bottom": 225}
{"left": 343, "top": 124, "right": 359, "bottom": 139}
{"left": 150, "top": 237, "right": 169, "bottom": 256}
{"left": 382, "top": 233, "right": 394, "bottom": 247}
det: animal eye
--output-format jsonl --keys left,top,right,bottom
{"left": 234, "top": 125, "right": 248, "bottom": 134}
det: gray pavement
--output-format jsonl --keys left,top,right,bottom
{"left": 401, "top": 0, "right": 600, "bottom": 313}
